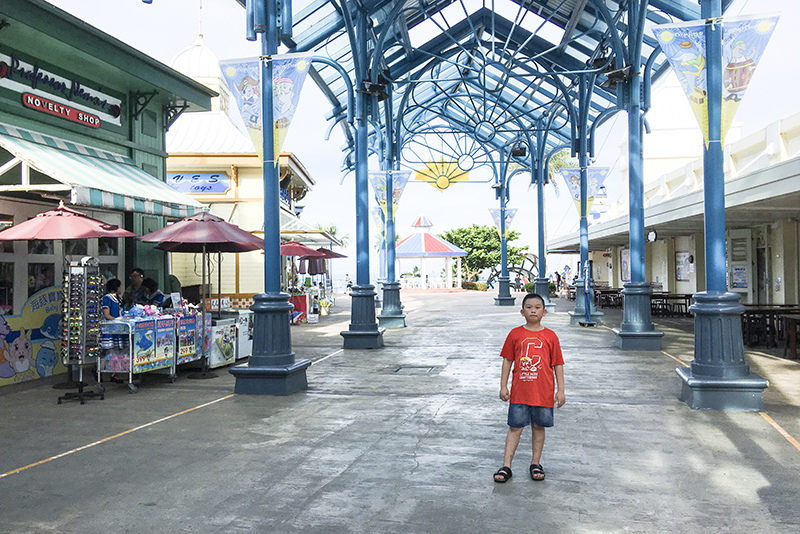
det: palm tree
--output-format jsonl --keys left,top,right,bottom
{"left": 315, "top": 223, "right": 349, "bottom": 249}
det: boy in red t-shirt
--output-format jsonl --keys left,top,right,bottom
{"left": 493, "top": 293, "right": 565, "bottom": 483}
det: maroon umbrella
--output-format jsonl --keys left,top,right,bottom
{"left": 138, "top": 211, "right": 262, "bottom": 251}
{"left": 311, "top": 247, "right": 347, "bottom": 259}
{"left": 280, "top": 240, "right": 325, "bottom": 257}
{"left": 0, "top": 201, "right": 137, "bottom": 240}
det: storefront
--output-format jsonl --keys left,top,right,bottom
{"left": 0, "top": 0, "right": 214, "bottom": 387}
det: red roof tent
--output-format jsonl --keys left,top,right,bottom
{"left": 395, "top": 215, "right": 467, "bottom": 258}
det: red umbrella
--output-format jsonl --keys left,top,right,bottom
{"left": 307, "top": 247, "right": 347, "bottom": 259}
{"left": 0, "top": 201, "right": 137, "bottom": 240}
{"left": 280, "top": 240, "right": 325, "bottom": 257}
{"left": 138, "top": 211, "right": 262, "bottom": 250}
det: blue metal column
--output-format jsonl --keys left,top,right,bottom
{"left": 534, "top": 129, "right": 555, "bottom": 313}
{"left": 678, "top": 0, "right": 767, "bottom": 410}
{"left": 378, "top": 166, "right": 407, "bottom": 327}
{"left": 341, "top": 6, "right": 385, "bottom": 348}
{"left": 231, "top": 0, "right": 310, "bottom": 394}
{"left": 569, "top": 77, "right": 602, "bottom": 325}
{"left": 495, "top": 149, "right": 515, "bottom": 306}
{"left": 614, "top": 0, "right": 663, "bottom": 349}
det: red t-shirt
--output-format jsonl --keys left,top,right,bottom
{"left": 500, "top": 326, "right": 564, "bottom": 407}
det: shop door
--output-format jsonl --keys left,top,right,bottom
{"left": 756, "top": 247, "right": 769, "bottom": 304}
{"left": 727, "top": 229, "right": 753, "bottom": 304}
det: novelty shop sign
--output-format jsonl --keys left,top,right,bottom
{"left": 0, "top": 51, "right": 122, "bottom": 127}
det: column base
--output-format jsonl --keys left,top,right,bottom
{"left": 230, "top": 359, "right": 311, "bottom": 395}
{"left": 676, "top": 366, "right": 767, "bottom": 411}
{"left": 377, "top": 313, "right": 406, "bottom": 328}
{"left": 494, "top": 296, "right": 516, "bottom": 306}
{"left": 341, "top": 328, "right": 385, "bottom": 349}
{"left": 545, "top": 302, "right": 556, "bottom": 314}
{"left": 569, "top": 310, "right": 604, "bottom": 326}
{"left": 613, "top": 328, "right": 664, "bottom": 350}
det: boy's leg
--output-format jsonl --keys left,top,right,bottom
{"left": 531, "top": 423, "right": 545, "bottom": 465}
{"left": 503, "top": 426, "right": 524, "bottom": 467}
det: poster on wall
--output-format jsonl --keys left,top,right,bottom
{"left": 732, "top": 265, "right": 749, "bottom": 288}
{"left": 620, "top": 249, "right": 631, "bottom": 282}
{"left": 676, "top": 251, "right": 691, "bottom": 281}
{"left": 0, "top": 286, "right": 65, "bottom": 387}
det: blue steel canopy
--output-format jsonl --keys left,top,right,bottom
{"left": 236, "top": 0, "right": 733, "bottom": 172}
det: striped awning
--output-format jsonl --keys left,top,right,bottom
{"left": 0, "top": 123, "right": 202, "bottom": 217}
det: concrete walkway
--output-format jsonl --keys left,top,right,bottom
{"left": 2, "top": 291, "right": 800, "bottom": 533}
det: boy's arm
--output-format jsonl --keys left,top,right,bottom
{"left": 499, "top": 358, "right": 512, "bottom": 401}
{"left": 553, "top": 364, "right": 565, "bottom": 407}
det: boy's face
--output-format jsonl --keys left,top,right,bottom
{"left": 521, "top": 298, "right": 546, "bottom": 323}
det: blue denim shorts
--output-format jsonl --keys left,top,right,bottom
{"left": 508, "top": 403, "right": 554, "bottom": 428}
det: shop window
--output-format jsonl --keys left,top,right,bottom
{"left": 0, "top": 213, "right": 12, "bottom": 253}
{"left": 28, "top": 262, "right": 55, "bottom": 297}
{"left": 0, "top": 262, "right": 12, "bottom": 315}
{"left": 99, "top": 264, "right": 118, "bottom": 286}
{"left": 64, "top": 239, "right": 88, "bottom": 258}
{"left": 142, "top": 163, "right": 159, "bottom": 178}
{"left": 141, "top": 109, "right": 158, "bottom": 138}
{"left": 28, "top": 240, "right": 54, "bottom": 255}
{"left": 98, "top": 237, "right": 118, "bottom": 256}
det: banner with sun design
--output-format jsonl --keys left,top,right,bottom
{"left": 488, "top": 208, "right": 517, "bottom": 239}
{"left": 220, "top": 52, "right": 313, "bottom": 163}
{"left": 653, "top": 14, "right": 778, "bottom": 147}
{"left": 558, "top": 167, "right": 609, "bottom": 215}
{"left": 414, "top": 160, "right": 470, "bottom": 191}
{"left": 368, "top": 170, "right": 411, "bottom": 221}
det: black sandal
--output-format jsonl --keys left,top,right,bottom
{"left": 493, "top": 466, "right": 512, "bottom": 483}
{"left": 530, "top": 464, "right": 545, "bottom": 481}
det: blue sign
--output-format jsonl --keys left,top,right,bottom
{"left": 167, "top": 173, "right": 230, "bottom": 194}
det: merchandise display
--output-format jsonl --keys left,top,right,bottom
{"left": 59, "top": 257, "right": 104, "bottom": 404}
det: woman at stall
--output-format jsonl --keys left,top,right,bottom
{"left": 141, "top": 278, "right": 165, "bottom": 308}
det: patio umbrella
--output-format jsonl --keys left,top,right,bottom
{"left": 139, "top": 211, "right": 263, "bottom": 378}
{"left": 280, "top": 240, "right": 325, "bottom": 257}
{"left": 298, "top": 248, "right": 347, "bottom": 280}
{"left": 0, "top": 201, "right": 137, "bottom": 240}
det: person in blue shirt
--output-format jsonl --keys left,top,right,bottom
{"left": 102, "top": 279, "right": 123, "bottom": 320}
{"left": 141, "top": 278, "right": 165, "bottom": 307}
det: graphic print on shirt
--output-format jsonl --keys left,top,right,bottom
{"left": 519, "top": 337, "right": 543, "bottom": 382}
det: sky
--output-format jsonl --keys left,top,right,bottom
{"left": 44, "top": 0, "right": 800, "bottom": 283}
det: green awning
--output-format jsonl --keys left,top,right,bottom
{"left": 0, "top": 122, "right": 202, "bottom": 217}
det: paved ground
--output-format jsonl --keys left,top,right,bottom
{"left": 2, "top": 290, "right": 800, "bottom": 533}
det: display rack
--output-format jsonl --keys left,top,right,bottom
{"left": 59, "top": 257, "right": 104, "bottom": 404}
{"left": 99, "top": 316, "right": 177, "bottom": 393}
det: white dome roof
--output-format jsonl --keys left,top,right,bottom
{"left": 169, "top": 35, "right": 221, "bottom": 79}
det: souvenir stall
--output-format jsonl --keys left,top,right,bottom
{"left": 138, "top": 211, "right": 262, "bottom": 376}
{"left": 99, "top": 310, "right": 178, "bottom": 394}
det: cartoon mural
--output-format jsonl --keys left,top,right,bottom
{"left": 0, "top": 286, "right": 66, "bottom": 387}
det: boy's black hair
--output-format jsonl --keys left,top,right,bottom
{"left": 521, "top": 293, "right": 546, "bottom": 308}
{"left": 142, "top": 278, "right": 159, "bottom": 292}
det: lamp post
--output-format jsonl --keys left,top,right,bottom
{"left": 677, "top": 0, "right": 767, "bottom": 410}
{"left": 229, "top": 0, "right": 310, "bottom": 395}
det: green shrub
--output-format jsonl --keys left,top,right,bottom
{"left": 523, "top": 281, "right": 536, "bottom": 293}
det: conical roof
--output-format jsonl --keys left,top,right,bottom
{"left": 169, "top": 34, "right": 221, "bottom": 79}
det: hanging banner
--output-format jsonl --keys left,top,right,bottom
{"left": 368, "top": 170, "right": 411, "bottom": 220}
{"left": 558, "top": 167, "right": 609, "bottom": 215}
{"left": 220, "top": 52, "right": 313, "bottom": 162}
{"left": 371, "top": 207, "right": 385, "bottom": 245}
{"left": 653, "top": 14, "right": 779, "bottom": 146}
{"left": 414, "top": 160, "right": 469, "bottom": 191}
{"left": 488, "top": 208, "right": 517, "bottom": 238}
